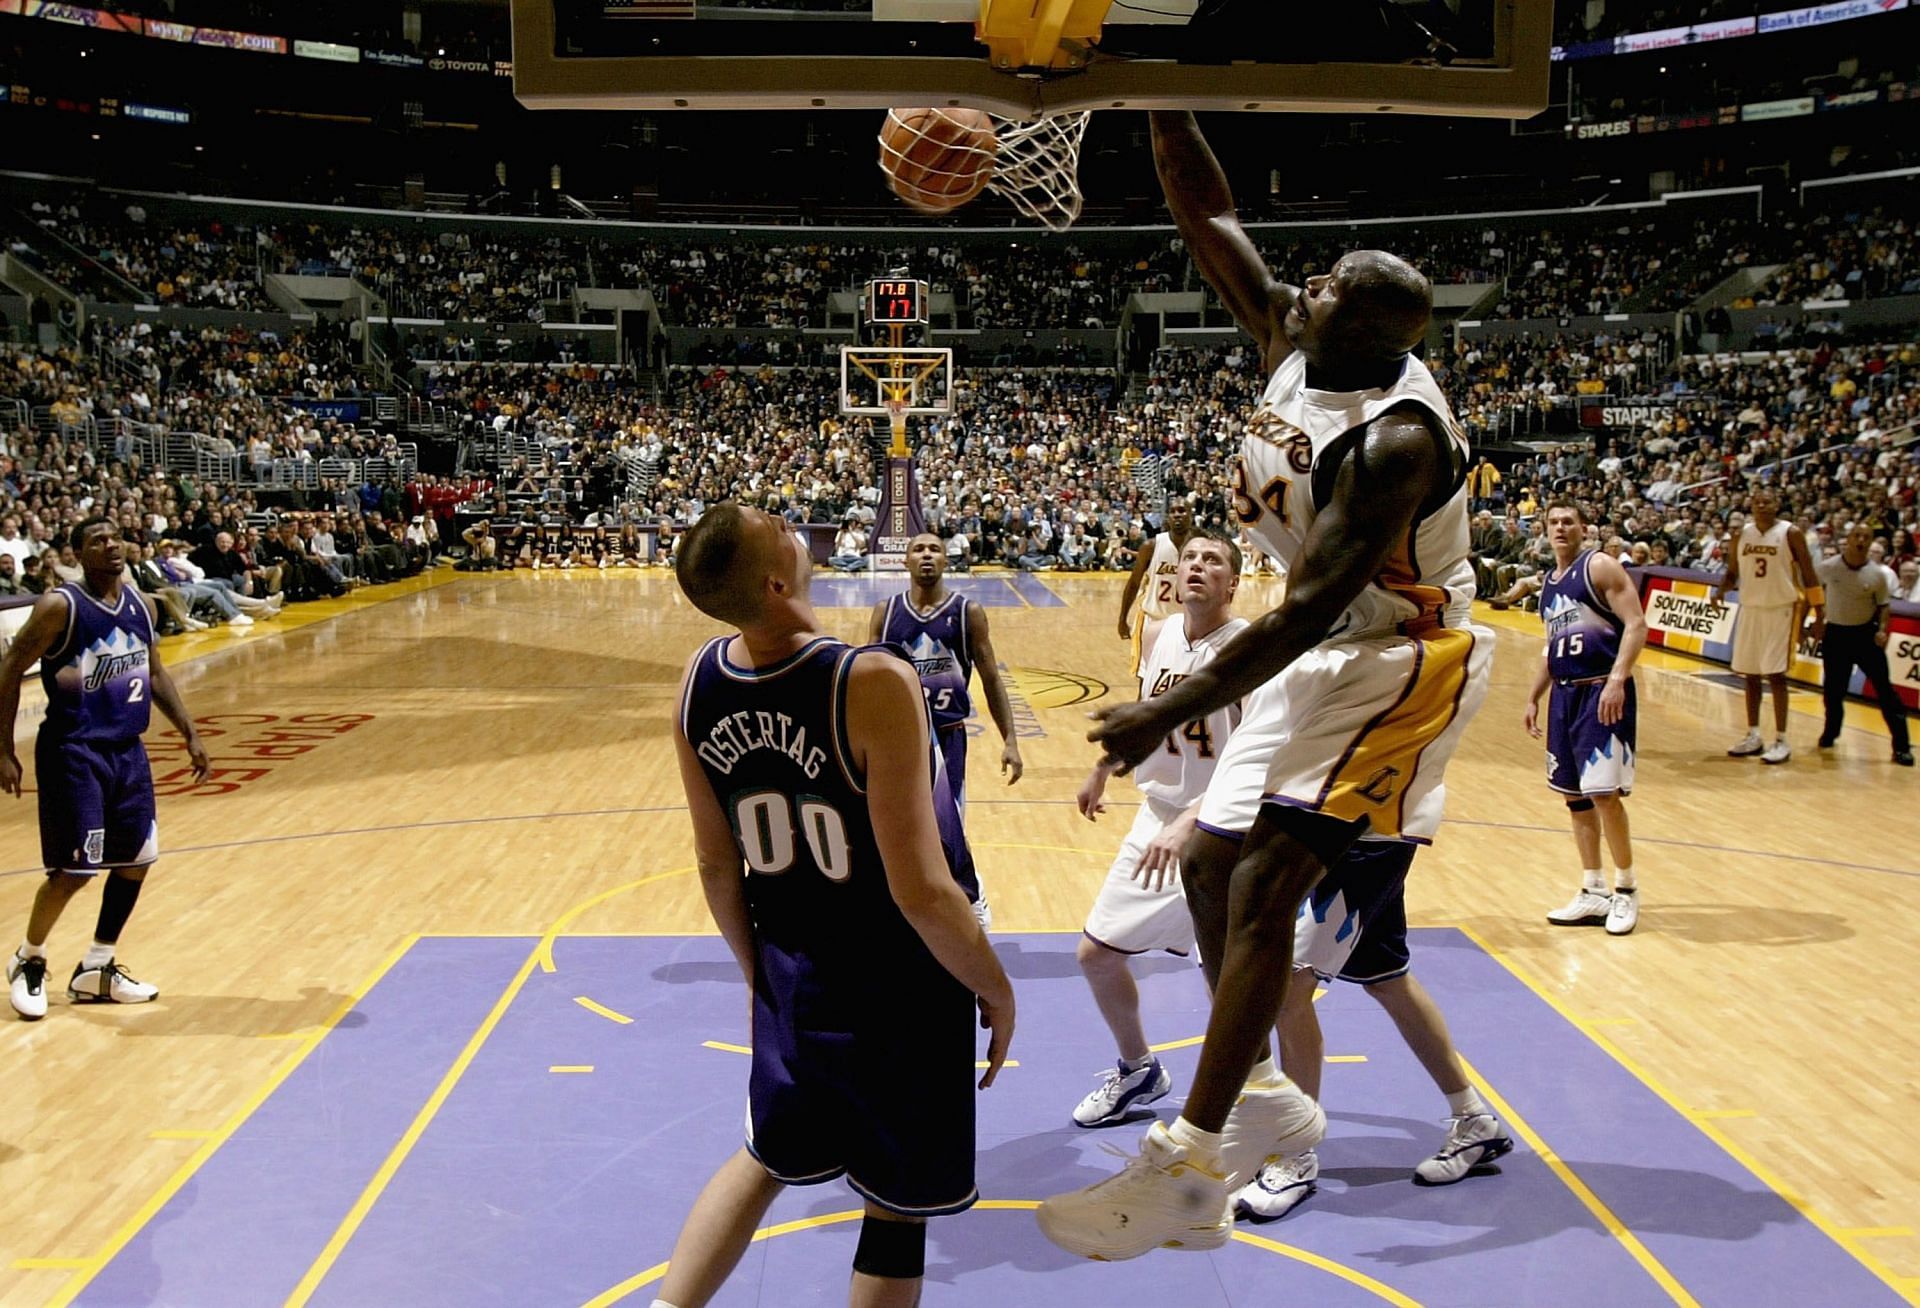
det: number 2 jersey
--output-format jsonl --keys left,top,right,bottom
{"left": 40, "top": 581, "right": 155, "bottom": 745}
{"left": 1232, "top": 350, "right": 1474, "bottom": 640}
{"left": 1129, "top": 614, "right": 1249, "bottom": 808}
{"left": 679, "top": 634, "right": 979, "bottom": 980}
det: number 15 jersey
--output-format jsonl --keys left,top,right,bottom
{"left": 1128, "top": 613, "right": 1250, "bottom": 808}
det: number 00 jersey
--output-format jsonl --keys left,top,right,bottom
{"left": 680, "top": 635, "right": 975, "bottom": 966}
{"left": 1128, "top": 614, "right": 1250, "bottom": 808}
{"left": 1232, "top": 351, "right": 1474, "bottom": 639}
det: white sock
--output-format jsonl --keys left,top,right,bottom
{"left": 1245, "top": 1053, "right": 1281, "bottom": 1087}
{"left": 1446, "top": 1086, "right": 1488, "bottom": 1118}
{"left": 649, "top": 1300, "right": 682, "bottom": 1308}
{"left": 19, "top": 941, "right": 47, "bottom": 961}
{"left": 1613, "top": 866, "right": 1636, "bottom": 892}
{"left": 1120, "top": 1051, "right": 1154, "bottom": 1073}
{"left": 1167, "top": 1117, "right": 1225, "bottom": 1172}
{"left": 83, "top": 942, "right": 115, "bottom": 969}
{"left": 1582, "top": 868, "right": 1606, "bottom": 893}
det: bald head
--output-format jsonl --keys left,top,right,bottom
{"left": 1334, "top": 251, "right": 1432, "bottom": 359}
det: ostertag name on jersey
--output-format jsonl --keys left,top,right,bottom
{"left": 696, "top": 709, "right": 827, "bottom": 779}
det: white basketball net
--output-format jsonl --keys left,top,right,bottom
{"left": 879, "top": 108, "right": 1091, "bottom": 231}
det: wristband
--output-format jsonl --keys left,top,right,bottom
{"left": 1804, "top": 586, "right": 1826, "bottom": 608}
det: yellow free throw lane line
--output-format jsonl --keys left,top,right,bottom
{"left": 536, "top": 867, "right": 696, "bottom": 973}
{"left": 1457, "top": 1053, "right": 1700, "bottom": 1307}
{"left": 579, "top": 1202, "right": 1421, "bottom": 1308}
{"left": 284, "top": 944, "right": 543, "bottom": 1307}
{"left": 44, "top": 933, "right": 422, "bottom": 1308}
{"left": 1458, "top": 924, "right": 1918, "bottom": 1301}
{"left": 550, "top": 1065, "right": 595, "bottom": 1074}
{"left": 573, "top": 996, "right": 633, "bottom": 1024}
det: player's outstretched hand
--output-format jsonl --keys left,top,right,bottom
{"left": 1133, "top": 817, "right": 1189, "bottom": 893}
{"left": 1523, "top": 698, "right": 1542, "bottom": 739}
{"left": 0, "top": 751, "right": 21, "bottom": 797}
{"left": 977, "top": 988, "right": 1015, "bottom": 1089}
{"left": 1087, "top": 700, "right": 1170, "bottom": 774}
{"left": 1076, "top": 766, "right": 1109, "bottom": 820}
{"left": 1001, "top": 740, "right": 1024, "bottom": 786}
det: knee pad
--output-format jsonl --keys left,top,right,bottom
{"left": 852, "top": 1214, "right": 927, "bottom": 1280}
{"left": 1565, "top": 797, "right": 1595, "bottom": 813}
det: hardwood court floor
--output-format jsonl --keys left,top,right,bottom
{"left": 2, "top": 568, "right": 1916, "bottom": 1306}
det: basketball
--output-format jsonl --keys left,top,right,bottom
{"left": 879, "top": 107, "right": 997, "bottom": 214}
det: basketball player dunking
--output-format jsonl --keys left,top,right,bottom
{"left": 1118, "top": 498, "right": 1196, "bottom": 676}
{"left": 661, "top": 504, "right": 1013, "bottom": 1308}
{"left": 3, "top": 519, "right": 210, "bottom": 1020}
{"left": 1038, "top": 111, "right": 1492, "bottom": 1260}
{"left": 1715, "top": 487, "right": 1823, "bottom": 765}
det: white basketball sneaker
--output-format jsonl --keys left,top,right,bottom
{"left": 1413, "top": 1113, "right": 1514, "bottom": 1186}
{"left": 1073, "top": 1058, "right": 1172, "bottom": 1128}
{"left": 1035, "top": 1121, "right": 1232, "bottom": 1261}
{"left": 1727, "top": 730, "right": 1764, "bottom": 757}
{"left": 67, "top": 960, "right": 158, "bottom": 1005}
{"left": 1234, "top": 1149, "right": 1318, "bottom": 1223}
{"left": 1219, "top": 1079, "right": 1327, "bottom": 1190}
{"left": 8, "top": 950, "right": 48, "bottom": 1021}
{"left": 1547, "top": 888, "right": 1613, "bottom": 926}
{"left": 1606, "top": 889, "right": 1639, "bottom": 935}
{"left": 1761, "top": 738, "right": 1792, "bottom": 765}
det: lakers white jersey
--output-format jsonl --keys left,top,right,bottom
{"left": 1140, "top": 533, "right": 1183, "bottom": 619}
{"left": 1232, "top": 351, "right": 1474, "bottom": 639}
{"left": 1129, "top": 614, "right": 1250, "bottom": 807}
{"left": 1736, "top": 520, "right": 1799, "bottom": 607}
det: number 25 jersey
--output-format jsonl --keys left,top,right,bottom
{"left": 1232, "top": 350, "right": 1474, "bottom": 640}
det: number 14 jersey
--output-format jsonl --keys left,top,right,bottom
{"left": 1129, "top": 614, "right": 1250, "bottom": 808}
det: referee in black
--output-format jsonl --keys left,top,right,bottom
{"left": 1816, "top": 523, "right": 1913, "bottom": 766}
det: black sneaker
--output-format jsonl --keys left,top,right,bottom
{"left": 9, "top": 951, "right": 48, "bottom": 1020}
{"left": 1896, "top": 749, "right": 1914, "bottom": 768}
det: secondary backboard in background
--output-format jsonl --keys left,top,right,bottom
{"left": 512, "top": 0, "right": 1552, "bottom": 119}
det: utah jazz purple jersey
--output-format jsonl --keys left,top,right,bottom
{"left": 680, "top": 634, "right": 980, "bottom": 1214}
{"left": 1541, "top": 551, "right": 1624, "bottom": 682}
{"left": 880, "top": 593, "right": 974, "bottom": 731}
{"left": 41, "top": 582, "right": 156, "bottom": 743}
{"left": 37, "top": 583, "right": 160, "bottom": 873}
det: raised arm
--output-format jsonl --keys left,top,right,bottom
{"left": 1149, "top": 110, "right": 1296, "bottom": 369}
{"left": 965, "top": 601, "right": 1023, "bottom": 784}
{"left": 850, "top": 652, "right": 1014, "bottom": 1087}
{"left": 1090, "top": 412, "right": 1439, "bottom": 770}
{"left": 0, "top": 593, "right": 72, "bottom": 796}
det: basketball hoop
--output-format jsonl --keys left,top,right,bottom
{"left": 877, "top": 108, "right": 1089, "bottom": 231}
{"left": 987, "top": 112, "right": 1090, "bottom": 231}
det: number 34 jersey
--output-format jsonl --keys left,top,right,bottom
{"left": 679, "top": 635, "right": 975, "bottom": 972}
{"left": 1128, "top": 614, "right": 1250, "bottom": 808}
{"left": 1232, "top": 350, "right": 1475, "bottom": 640}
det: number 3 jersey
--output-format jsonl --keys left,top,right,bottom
{"left": 680, "top": 635, "right": 978, "bottom": 970}
{"left": 41, "top": 582, "right": 155, "bottom": 744}
{"left": 1128, "top": 614, "right": 1250, "bottom": 808}
{"left": 877, "top": 592, "right": 974, "bottom": 731}
{"left": 1232, "top": 350, "right": 1474, "bottom": 640}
